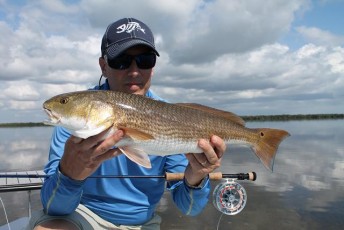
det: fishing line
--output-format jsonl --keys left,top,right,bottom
{"left": 28, "top": 190, "right": 32, "bottom": 218}
{"left": 0, "top": 196, "right": 11, "bottom": 230}
{"left": 216, "top": 213, "right": 224, "bottom": 230}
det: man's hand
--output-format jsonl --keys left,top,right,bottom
{"left": 59, "top": 129, "right": 124, "bottom": 181}
{"left": 184, "top": 135, "right": 226, "bottom": 186}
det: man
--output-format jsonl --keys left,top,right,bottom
{"left": 28, "top": 18, "right": 225, "bottom": 230}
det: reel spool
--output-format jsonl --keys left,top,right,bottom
{"left": 213, "top": 179, "right": 247, "bottom": 215}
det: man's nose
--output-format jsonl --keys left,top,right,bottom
{"left": 127, "top": 60, "right": 140, "bottom": 77}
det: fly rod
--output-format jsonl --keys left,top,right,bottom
{"left": 0, "top": 172, "right": 256, "bottom": 181}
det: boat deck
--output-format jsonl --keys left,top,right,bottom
{"left": 0, "top": 170, "right": 44, "bottom": 192}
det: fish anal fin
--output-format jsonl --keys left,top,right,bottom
{"left": 119, "top": 147, "right": 152, "bottom": 168}
{"left": 176, "top": 103, "right": 245, "bottom": 126}
{"left": 119, "top": 126, "right": 154, "bottom": 141}
{"left": 251, "top": 128, "right": 290, "bottom": 172}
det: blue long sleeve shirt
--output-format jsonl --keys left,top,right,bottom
{"left": 40, "top": 81, "right": 211, "bottom": 225}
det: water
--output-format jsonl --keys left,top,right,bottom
{"left": 0, "top": 121, "right": 343, "bottom": 230}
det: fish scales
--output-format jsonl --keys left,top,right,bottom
{"left": 43, "top": 90, "right": 290, "bottom": 170}
{"left": 107, "top": 91, "right": 249, "bottom": 148}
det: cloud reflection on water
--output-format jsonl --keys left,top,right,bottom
{"left": 0, "top": 127, "right": 53, "bottom": 171}
{"left": 210, "top": 120, "right": 344, "bottom": 228}
{"left": 1, "top": 121, "right": 344, "bottom": 229}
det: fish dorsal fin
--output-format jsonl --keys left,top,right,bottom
{"left": 176, "top": 103, "right": 245, "bottom": 126}
{"left": 119, "top": 146, "right": 152, "bottom": 168}
{"left": 119, "top": 126, "right": 155, "bottom": 141}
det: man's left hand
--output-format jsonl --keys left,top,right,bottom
{"left": 184, "top": 135, "right": 226, "bottom": 186}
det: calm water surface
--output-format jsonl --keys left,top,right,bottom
{"left": 0, "top": 120, "right": 343, "bottom": 229}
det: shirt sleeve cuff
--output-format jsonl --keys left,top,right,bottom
{"left": 183, "top": 175, "right": 209, "bottom": 190}
{"left": 57, "top": 165, "right": 85, "bottom": 187}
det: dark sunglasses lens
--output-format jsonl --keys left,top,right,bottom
{"left": 107, "top": 56, "right": 132, "bottom": 70}
{"left": 135, "top": 53, "right": 156, "bottom": 69}
{"left": 107, "top": 53, "right": 156, "bottom": 70}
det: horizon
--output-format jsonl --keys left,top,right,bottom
{"left": 1, "top": 113, "right": 343, "bottom": 126}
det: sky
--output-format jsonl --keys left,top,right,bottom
{"left": 0, "top": 0, "right": 343, "bottom": 123}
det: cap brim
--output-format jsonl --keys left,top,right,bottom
{"left": 105, "top": 40, "right": 159, "bottom": 59}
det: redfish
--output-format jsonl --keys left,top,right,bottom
{"left": 43, "top": 90, "right": 290, "bottom": 170}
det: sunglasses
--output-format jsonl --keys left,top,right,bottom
{"left": 105, "top": 53, "right": 156, "bottom": 70}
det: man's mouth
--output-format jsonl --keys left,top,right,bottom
{"left": 126, "top": 82, "right": 141, "bottom": 86}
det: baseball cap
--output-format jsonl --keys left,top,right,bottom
{"left": 101, "top": 18, "right": 159, "bottom": 59}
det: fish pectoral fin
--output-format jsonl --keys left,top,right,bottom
{"left": 176, "top": 103, "right": 245, "bottom": 126}
{"left": 119, "top": 147, "right": 152, "bottom": 168}
{"left": 119, "top": 127, "right": 155, "bottom": 141}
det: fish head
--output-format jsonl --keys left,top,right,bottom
{"left": 43, "top": 91, "right": 115, "bottom": 138}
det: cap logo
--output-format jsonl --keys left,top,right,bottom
{"left": 117, "top": 22, "right": 145, "bottom": 34}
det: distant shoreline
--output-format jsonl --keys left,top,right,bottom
{"left": 0, "top": 122, "right": 49, "bottom": 128}
{"left": 1, "top": 114, "right": 343, "bottom": 127}
{"left": 242, "top": 113, "right": 344, "bottom": 122}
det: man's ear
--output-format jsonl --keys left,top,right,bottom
{"left": 99, "top": 57, "right": 107, "bottom": 75}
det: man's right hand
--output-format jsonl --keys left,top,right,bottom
{"left": 59, "top": 129, "right": 124, "bottom": 181}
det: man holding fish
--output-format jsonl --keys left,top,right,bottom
{"left": 28, "top": 18, "right": 227, "bottom": 230}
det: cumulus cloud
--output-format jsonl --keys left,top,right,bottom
{"left": 153, "top": 42, "right": 343, "bottom": 115}
{"left": 82, "top": 0, "right": 307, "bottom": 64}
{"left": 3, "top": 83, "right": 39, "bottom": 101}
{"left": 0, "top": 0, "right": 343, "bottom": 122}
{"left": 297, "top": 26, "right": 344, "bottom": 46}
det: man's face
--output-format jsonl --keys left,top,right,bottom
{"left": 100, "top": 46, "right": 154, "bottom": 95}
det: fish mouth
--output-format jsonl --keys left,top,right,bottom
{"left": 43, "top": 108, "right": 61, "bottom": 125}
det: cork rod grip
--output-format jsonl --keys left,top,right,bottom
{"left": 165, "top": 172, "right": 223, "bottom": 181}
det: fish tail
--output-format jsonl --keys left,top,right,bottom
{"left": 251, "top": 128, "right": 290, "bottom": 172}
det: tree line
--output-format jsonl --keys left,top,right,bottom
{"left": 242, "top": 114, "right": 344, "bottom": 121}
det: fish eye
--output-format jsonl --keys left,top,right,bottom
{"left": 60, "top": 97, "right": 69, "bottom": 104}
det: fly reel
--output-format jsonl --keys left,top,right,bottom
{"left": 213, "top": 179, "right": 247, "bottom": 215}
